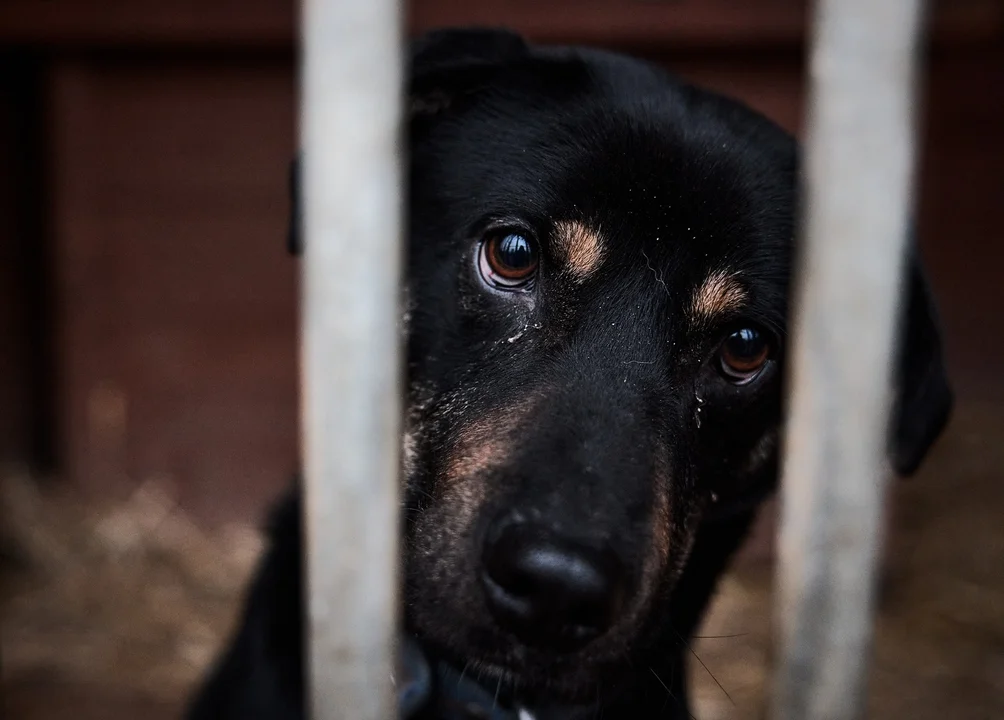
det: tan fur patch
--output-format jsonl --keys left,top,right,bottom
{"left": 635, "top": 450, "right": 674, "bottom": 613}
{"left": 436, "top": 397, "right": 541, "bottom": 535}
{"left": 442, "top": 400, "right": 537, "bottom": 486}
{"left": 690, "top": 269, "right": 747, "bottom": 325}
{"left": 648, "top": 470, "right": 673, "bottom": 574}
{"left": 618, "top": 451, "right": 689, "bottom": 638}
{"left": 554, "top": 220, "right": 605, "bottom": 280}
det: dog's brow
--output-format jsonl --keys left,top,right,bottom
{"left": 690, "top": 269, "right": 748, "bottom": 324}
{"left": 554, "top": 220, "right": 605, "bottom": 280}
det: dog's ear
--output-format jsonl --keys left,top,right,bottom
{"left": 285, "top": 29, "right": 526, "bottom": 257}
{"left": 411, "top": 27, "right": 528, "bottom": 74}
{"left": 889, "top": 245, "right": 953, "bottom": 475}
{"left": 409, "top": 27, "right": 529, "bottom": 117}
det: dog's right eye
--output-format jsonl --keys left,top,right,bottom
{"left": 718, "top": 327, "right": 771, "bottom": 384}
{"left": 478, "top": 232, "right": 539, "bottom": 290}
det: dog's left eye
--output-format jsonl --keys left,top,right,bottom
{"left": 718, "top": 327, "right": 771, "bottom": 384}
{"left": 479, "top": 232, "right": 539, "bottom": 289}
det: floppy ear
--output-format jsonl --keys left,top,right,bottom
{"left": 409, "top": 27, "right": 529, "bottom": 117}
{"left": 889, "top": 243, "right": 953, "bottom": 476}
{"left": 285, "top": 28, "right": 527, "bottom": 257}
{"left": 411, "top": 27, "right": 527, "bottom": 74}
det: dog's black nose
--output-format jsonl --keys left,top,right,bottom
{"left": 481, "top": 522, "right": 627, "bottom": 652}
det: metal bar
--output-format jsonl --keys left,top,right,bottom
{"left": 771, "top": 2, "right": 928, "bottom": 719}
{"left": 300, "top": 0, "right": 404, "bottom": 718}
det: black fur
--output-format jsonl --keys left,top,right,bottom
{"left": 188, "top": 28, "right": 952, "bottom": 719}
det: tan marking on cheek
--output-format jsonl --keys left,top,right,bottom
{"left": 639, "top": 450, "right": 708, "bottom": 607}
{"left": 642, "top": 461, "right": 673, "bottom": 591}
{"left": 443, "top": 419, "right": 512, "bottom": 486}
{"left": 651, "top": 477, "right": 672, "bottom": 571}
{"left": 690, "top": 269, "right": 748, "bottom": 325}
{"left": 554, "top": 220, "right": 605, "bottom": 280}
{"left": 619, "top": 455, "right": 680, "bottom": 636}
{"left": 439, "top": 397, "right": 541, "bottom": 530}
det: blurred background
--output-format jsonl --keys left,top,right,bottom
{"left": 1, "top": 1, "right": 1001, "bottom": 718}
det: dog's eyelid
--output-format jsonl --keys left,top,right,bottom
{"left": 468, "top": 214, "right": 541, "bottom": 242}
{"left": 702, "top": 305, "right": 783, "bottom": 344}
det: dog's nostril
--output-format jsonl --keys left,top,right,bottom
{"left": 481, "top": 522, "right": 627, "bottom": 652}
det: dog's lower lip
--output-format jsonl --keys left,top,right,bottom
{"left": 453, "top": 660, "right": 569, "bottom": 709}
{"left": 475, "top": 660, "right": 513, "bottom": 679}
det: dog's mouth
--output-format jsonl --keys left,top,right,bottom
{"left": 433, "top": 620, "right": 653, "bottom": 709}
{"left": 398, "top": 635, "right": 605, "bottom": 720}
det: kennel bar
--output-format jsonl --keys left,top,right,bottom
{"left": 771, "top": 1, "right": 928, "bottom": 719}
{"left": 300, "top": 0, "right": 405, "bottom": 718}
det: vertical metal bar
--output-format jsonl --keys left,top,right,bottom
{"left": 300, "top": 0, "right": 404, "bottom": 718}
{"left": 771, "top": 1, "right": 927, "bottom": 719}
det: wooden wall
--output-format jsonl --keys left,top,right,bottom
{"left": 45, "top": 56, "right": 299, "bottom": 522}
{"left": 0, "top": 53, "right": 49, "bottom": 467}
{"left": 0, "top": 1, "right": 1001, "bottom": 525}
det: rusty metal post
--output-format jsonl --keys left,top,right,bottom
{"left": 771, "top": 2, "right": 929, "bottom": 719}
{"left": 299, "top": 0, "right": 404, "bottom": 717}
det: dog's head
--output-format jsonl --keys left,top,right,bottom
{"left": 327, "top": 28, "right": 953, "bottom": 704}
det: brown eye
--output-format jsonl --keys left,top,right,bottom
{"left": 718, "top": 327, "right": 771, "bottom": 384}
{"left": 479, "top": 232, "right": 539, "bottom": 289}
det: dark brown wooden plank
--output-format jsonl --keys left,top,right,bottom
{"left": 0, "top": 54, "right": 48, "bottom": 468}
{"left": 48, "top": 58, "right": 298, "bottom": 522}
{"left": 0, "top": 0, "right": 999, "bottom": 48}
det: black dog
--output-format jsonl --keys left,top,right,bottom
{"left": 188, "top": 28, "right": 952, "bottom": 719}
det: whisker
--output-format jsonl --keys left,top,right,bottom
{"left": 411, "top": 487, "right": 436, "bottom": 502}
{"left": 649, "top": 666, "right": 673, "bottom": 704}
{"left": 691, "top": 632, "right": 749, "bottom": 639}
{"left": 649, "top": 667, "right": 697, "bottom": 720}
{"left": 673, "top": 628, "right": 735, "bottom": 707}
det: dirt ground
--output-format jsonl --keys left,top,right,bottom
{"left": 1, "top": 471, "right": 264, "bottom": 719}
{"left": 3, "top": 398, "right": 1003, "bottom": 719}
{"left": 690, "top": 399, "right": 1004, "bottom": 720}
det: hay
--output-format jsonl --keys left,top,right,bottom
{"left": 1, "top": 469, "right": 263, "bottom": 703}
{"left": 688, "top": 401, "right": 1004, "bottom": 720}
{"left": 2, "top": 401, "right": 1002, "bottom": 717}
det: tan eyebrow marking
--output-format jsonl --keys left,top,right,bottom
{"left": 690, "top": 269, "right": 748, "bottom": 325}
{"left": 554, "top": 220, "right": 605, "bottom": 280}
